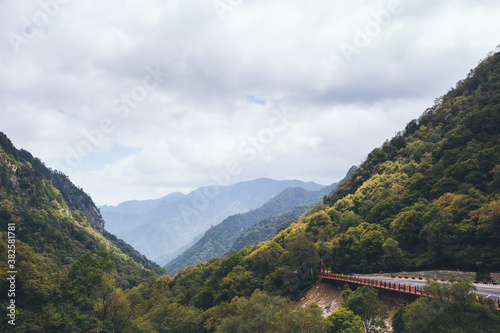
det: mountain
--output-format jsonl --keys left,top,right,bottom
{"left": 100, "top": 178, "right": 325, "bottom": 265}
{"left": 0, "top": 133, "right": 163, "bottom": 277}
{"left": 123, "top": 50, "right": 499, "bottom": 332}
{"left": 318, "top": 51, "right": 500, "bottom": 274}
{"left": 228, "top": 166, "right": 358, "bottom": 255}
{"left": 13, "top": 146, "right": 163, "bottom": 277}
{"left": 0, "top": 132, "right": 165, "bottom": 331}
{"left": 17, "top": 149, "right": 105, "bottom": 234}
{"left": 164, "top": 173, "right": 354, "bottom": 275}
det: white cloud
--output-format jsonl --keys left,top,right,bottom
{"left": 1, "top": 0, "right": 499, "bottom": 205}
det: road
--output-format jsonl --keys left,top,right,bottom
{"left": 357, "top": 275, "right": 500, "bottom": 299}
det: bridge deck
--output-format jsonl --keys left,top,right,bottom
{"left": 316, "top": 272, "right": 500, "bottom": 310}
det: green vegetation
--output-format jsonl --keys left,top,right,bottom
{"left": 327, "top": 308, "right": 364, "bottom": 333}
{"left": 215, "top": 290, "right": 330, "bottom": 333}
{"left": 342, "top": 285, "right": 388, "bottom": 332}
{"left": 0, "top": 133, "right": 161, "bottom": 331}
{"left": 230, "top": 204, "right": 315, "bottom": 253}
{"left": 322, "top": 51, "right": 500, "bottom": 275}
{"left": 1, "top": 50, "right": 499, "bottom": 331}
{"left": 393, "top": 277, "right": 500, "bottom": 332}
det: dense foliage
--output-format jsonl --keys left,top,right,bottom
{"left": 0, "top": 134, "right": 161, "bottom": 331}
{"left": 15, "top": 146, "right": 163, "bottom": 276}
{"left": 327, "top": 307, "right": 364, "bottom": 333}
{"left": 393, "top": 277, "right": 500, "bottom": 332}
{"left": 323, "top": 51, "right": 500, "bottom": 274}
{"left": 17, "top": 149, "right": 105, "bottom": 234}
{"left": 341, "top": 285, "right": 388, "bottom": 332}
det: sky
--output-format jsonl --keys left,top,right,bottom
{"left": 0, "top": 0, "right": 499, "bottom": 206}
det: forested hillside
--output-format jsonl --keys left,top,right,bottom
{"left": 229, "top": 168, "right": 357, "bottom": 255}
{"left": 115, "top": 50, "right": 498, "bottom": 332}
{"left": 17, "top": 149, "right": 106, "bottom": 234}
{"left": 15, "top": 148, "right": 162, "bottom": 275}
{"left": 228, "top": 204, "right": 315, "bottom": 254}
{"left": 323, "top": 51, "right": 500, "bottom": 275}
{"left": 0, "top": 133, "right": 162, "bottom": 331}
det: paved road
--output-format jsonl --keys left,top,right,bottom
{"left": 357, "top": 276, "right": 500, "bottom": 299}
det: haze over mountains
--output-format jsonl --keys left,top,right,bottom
{"left": 100, "top": 178, "right": 326, "bottom": 265}
{"left": 164, "top": 179, "right": 344, "bottom": 274}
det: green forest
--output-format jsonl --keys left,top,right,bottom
{"left": 1, "top": 51, "right": 500, "bottom": 332}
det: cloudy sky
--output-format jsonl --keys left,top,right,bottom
{"left": 1, "top": 0, "right": 499, "bottom": 206}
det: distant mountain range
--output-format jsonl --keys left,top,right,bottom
{"left": 164, "top": 168, "right": 356, "bottom": 275}
{"left": 100, "top": 178, "right": 325, "bottom": 265}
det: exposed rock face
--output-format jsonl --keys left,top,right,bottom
{"left": 491, "top": 273, "right": 500, "bottom": 284}
{"left": 17, "top": 149, "right": 105, "bottom": 234}
{"left": 298, "top": 280, "right": 343, "bottom": 317}
{"left": 0, "top": 154, "right": 18, "bottom": 188}
{"left": 49, "top": 171, "right": 105, "bottom": 234}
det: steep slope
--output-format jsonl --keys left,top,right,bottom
{"left": 100, "top": 178, "right": 325, "bottom": 265}
{"left": 0, "top": 133, "right": 167, "bottom": 330}
{"left": 0, "top": 132, "right": 163, "bottom": 284}
{"left": 17, "top": 149, "right": 105, "bottom": 234}
{"left": 164, "top": 182, "right": 338, "bottom": 275}
{"left": 120, "top": 50, "right": 500, "bottom": 332}
{"left": 13, "top": 144, "right": 164, "bottom": 276}
{"left": 320, "top": 51, "right": 500, "bottom": 273}
{"left": 228, "top": 205, "right": 314, "bottom": 254}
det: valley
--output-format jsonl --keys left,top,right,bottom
{"left": 1, "top": 43, "right": 500, "bottom": 333}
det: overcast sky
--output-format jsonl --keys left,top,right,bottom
{"left": 1, "top": 0, "right": 499, "bottom": 206}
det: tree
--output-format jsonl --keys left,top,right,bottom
{"left": 305, "top": 211, "right": 334, "bottom": 241}
{"left": 272, "top": 303, "right": 330, "bottom": 333}
{"left": 142, "top": 302, "right": 202, "bottom": 332}
{"left": 396, "top": 278, "right": 500, "bottom": 332}
{"left": 381, "top": 238, "right": 405, "bottom": 271}
{"left": 66, "top": 251, "right": 114, "bottom": 303}
{"left": 327, "top": 308, "right": 364, "bottom": 333}
{"left": 193, "top": 286, "right": 215, "bottom": 310}
{"left": 216, "top": 290, "right": 286, "bottom": 333}
{"left": 344, "top": 285, "right": 388, "bottom": 333}
{"left": 216, "top": 290, "right": 330, "bottom": 333}
{"left": 246, "top": 241, "right": 284, "bottom": 275}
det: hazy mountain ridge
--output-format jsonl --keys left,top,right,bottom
{"left": 100, "top": 178, "right": 325, "bottom": 265}
{"left": 164, "top": 181, "right": 340, "bottom": 275}
{"left": 228, "top": 166, "right": 358, "bottom": 254}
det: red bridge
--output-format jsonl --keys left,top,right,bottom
{"left": 316, "top": 272, "right": 500, "bottom": 310}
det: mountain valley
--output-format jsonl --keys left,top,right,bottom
{"left": 1, "top": 49, "right": 500, "bottom": 332}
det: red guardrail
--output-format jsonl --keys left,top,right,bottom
{"left": 316, "top": 272, "right": 500, "bottom": 310}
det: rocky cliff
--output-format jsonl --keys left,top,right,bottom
{"left": 18, "top": 149, "right": 105, "bottom": 234}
